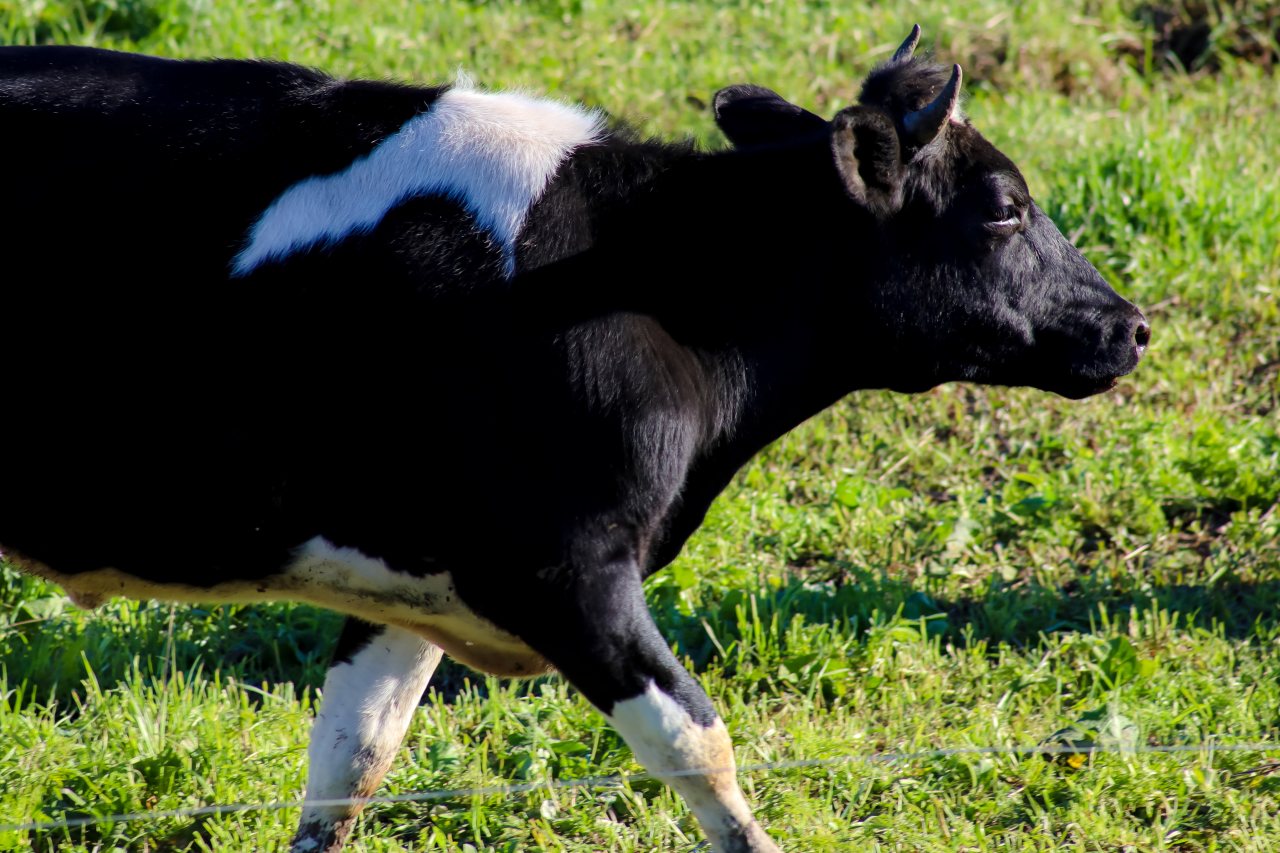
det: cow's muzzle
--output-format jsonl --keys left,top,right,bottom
{"left": 1058, "top": 304, "right": 1150, "bottom": 399}
{"left": 1133, "top": 316, "right": 1152, "bottom": 356}
{"left": 1116, "top": 304, "right": 1151, "bottom": 374}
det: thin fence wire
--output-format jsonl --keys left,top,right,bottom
{"left": 5, "top": 740, "right": 1278, "bottom": 834}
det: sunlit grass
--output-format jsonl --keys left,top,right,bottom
{"left": 2, "top": 0, "right": 1279, "bottom": 850}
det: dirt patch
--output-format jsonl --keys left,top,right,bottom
{"left": 1112, "top": 2, "right": 1279, "bottom": 73}
{"left": 923, "top": 2, "right": 1278, "bottom": 100}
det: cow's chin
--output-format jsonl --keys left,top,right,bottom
{"left": 887, "top": 373, "right": 1120, "bottom": 398}
{"left": 1044, "top": 374, "right": 1120, "bottom": 400}
{"left": 888, "top": 378, "right": 946, "bottom": 394}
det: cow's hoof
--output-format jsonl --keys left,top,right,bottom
{"left": 290, "top": 817, "right": 355, "bottom": 853}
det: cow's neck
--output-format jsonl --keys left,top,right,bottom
{"left": 543, "top": 137, "right": 891, "bottom": 573}
{"left": 633, "top": 136, "right": 883, "bottom": 423}
{"left": 520, "top": 130, "right": 885, "bottom": 432}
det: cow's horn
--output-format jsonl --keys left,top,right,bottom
{"left": 892, "top": 25, "right": 921, "bottom": 63}
{"left": 903, "top": 64, "right": 962, "bottom": 146}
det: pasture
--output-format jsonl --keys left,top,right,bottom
{"left": 2, "top": 0, "right": 1278, "bottom": 850}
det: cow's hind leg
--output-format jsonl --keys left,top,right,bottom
{"left": 503, "top": 557, "right": 781, "bottom": 853}
{"left": 291, "top": 618, "right": 442, "bottom": 853}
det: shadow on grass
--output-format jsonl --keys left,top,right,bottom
{"left": 7, "top": 561, "right": 1280, "bottom": 711}
{"left": 649, "top": 567, "right": 1280, "bottom": 677}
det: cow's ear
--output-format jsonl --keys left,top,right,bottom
{"left": 830, "top": 105, "right": 904, "bottom": 217}
{"left": 713, "top": 85, "right": 830, "bottom": 148}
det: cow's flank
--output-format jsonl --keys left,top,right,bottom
{"left": 0, "top": 28, "right": 1147, "bottom": 853}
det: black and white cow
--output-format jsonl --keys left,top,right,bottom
{"left": 0, "top": 27, "right": 1148, "bottom": 852}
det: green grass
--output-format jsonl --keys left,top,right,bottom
{"left": 3, "top": 1, "right": 1280, "bottom": 850}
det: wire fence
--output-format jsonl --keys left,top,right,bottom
{"left": 6, "top": 740, "right": 1278, "bottom": 834}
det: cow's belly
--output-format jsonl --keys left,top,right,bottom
{"left": 22, "top": 536, "right": 552, "bottom": 678}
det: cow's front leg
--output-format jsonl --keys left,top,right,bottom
{"left": 291, "top": 618, "right": 442, "bottom": 853}
{"left": 503, "top": 555, "right": 781, "bottom": 853}
{"left": 605, "top": 681, "right": 779, "bottom": 853}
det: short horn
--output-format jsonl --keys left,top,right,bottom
{"left": 902, "top": 63, "right": 962, "bottom": 146}
{"left": 892, "top": 24, "right": 921, "bottom": 63}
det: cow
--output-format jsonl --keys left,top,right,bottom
{"left": 0, "top": 26, "right": 1148, "bottom": 853}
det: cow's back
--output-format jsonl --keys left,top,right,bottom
{"left": 0, "top": 47, "right": 438, "bottom": 275}
{"left": 1, "top": 47, "right": 443, "bottom": 581}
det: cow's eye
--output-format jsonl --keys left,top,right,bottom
{"left": 987, "top": 205, "right": 1023, "bottom": 231}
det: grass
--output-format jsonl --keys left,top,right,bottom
{"left": 2, "top": 0, "right": 1280, "bottom": 850}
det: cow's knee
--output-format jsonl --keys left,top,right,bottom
{"left": 606, "top": 680, "right": 780, "bottom": 853}
{"left": 291, "top": 619, "right": 441, "bottom": 853}
{"left": 509, "top": 560, "right": 780, "bottom": 853}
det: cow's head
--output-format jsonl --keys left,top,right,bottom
{"left": 713, "top": 26, "right": 1149, "bottom": 400}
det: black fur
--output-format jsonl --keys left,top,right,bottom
{"left": 330, "top": 617, "right": 387, "bottom": 667}
{"left": 831, "top": 105, "right": 904, "bottom": 216}
{"left": 859, "top": 57, "right": 957, "bottom": 146}
{"left": 713, "top": 84, "right": 829, "bottom": 149}
{"left": 1, "top": 47, "right": 1146, "bottom": 739}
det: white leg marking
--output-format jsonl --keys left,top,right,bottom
{"left": 606, "top": 682, "right": 781, "bottom": 853}
{"left": 292, "top": 625, "right": 441, "bottom": 852}
{"left": 232, "top": 82, "right": 605, "bottom": 277}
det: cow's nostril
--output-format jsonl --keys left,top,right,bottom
{"left": 1134, "top": 322, "right": 1151, "bottom": 349}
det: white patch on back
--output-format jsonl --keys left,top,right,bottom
{"left": 605, "top": 681, "right": 780, "bottom": 852}
{"left": 232, "top": 83, "right": 605, "bottom": 277}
